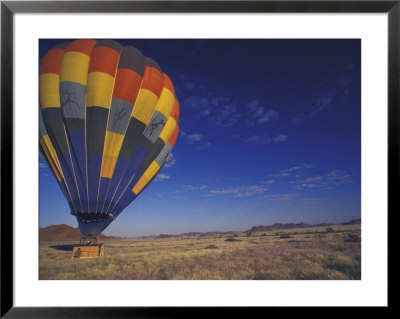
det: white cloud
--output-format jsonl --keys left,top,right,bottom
{"left": 155, "top": 173, "right": 171, "bottom": 181}
{"left": 39, "top": 162, "right": 47, "bottom": 168}
{"left": 197, "top": 142, "right": 211, "bottom": 150}
{"left": 273, "top": 134, "right": 287, "bottom": 143}
{"left": 245, "top": 134, "right": 271, "bottom": 144}
{"left": 246, "top": 98, "right": 279, "bottom": 126}
{"left": 207, "top": 185, "right": 268, "bottom": 197}
{"left": 209, "top": 100, "right": 242, "bottom": 127}
{"left": 182, "top": 185, "right": 209, "bottom": 191}
{"left": 262, "top": 193, "right": 299, "bottom": 201}
{"left": 245, "top": 133, "right": 288, "bottom": 145}
{"left": 184, "top": 96, "right": 210, "bottom": 116}
{"left": 268, "top": 163, "right": 313, "bottom": 178}
{"left": 292, "top": 170, "right": 352, "bottom": 189}
{"left": 182, "top": 89, "right": 242, "bottom": 127}
{"left": 185, "top": 133, "right": 203, "bottom": 144}
{"left": 164, "top": 153, "right": 177, "bottom": 168}
{"left": 293, "top": 64, "right": 356, "bottom": 123}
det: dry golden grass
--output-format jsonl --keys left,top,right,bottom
{"left": 39, "top": 224, "right": 361, "bottom": 280}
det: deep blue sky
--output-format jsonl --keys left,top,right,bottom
{"left": 39, "top": 39, "right": 361, "bottom": 237}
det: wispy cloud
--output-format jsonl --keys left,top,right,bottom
{"left": 180, "top": 131, "right": 211, "bottom": 149}
{"left": 155, "top": 173, "right": 171, "bottom": 181}
{"left": 182, "top": 185, "right": 209, "bottom": 191}
{"left": 268, "top": 163, "right": 313, "bottom": 178}
{"left": 185, "top": 133, "right": 204, "bottom": 144}
{"left": 182, "top": 94, "right": 242, "bottom": 127}
{"left": 245, "top": 133, "right": 288, "bottom": 145}
{"left": 293, "top": 63, "right": 356, "bottom": 123}
{"left": 173, "top": 184, "right": 209, "bottom": 194}
{"left": 180, "top": 81, "right": 280, "bottom": 129}
{"left": 209, "top": 97, "right": 242, "bottom": 127}
{"left": 245, "top": 134, "right": 271, "bottom": 144}
{"left": 292, "top": 170, "right": 352, "bottom": 189}
{"left": 301, "top": 196, "right": 332, "bottom": 202}
{"left": 164, "top": 153, "right": 177, "bottom": 168}
{"left": 262, "top": 193, "right": 299, "bottom": 201}
{"left": 246, "top": 98, "right": 279, "bottom": 126}
{"left": 273, "top": 135, "right": 287, "bottom": 143}
{"left": 197, "top": 142, "right": 211, "bottom": 150}
{"left": 207, "top": 185, "right": 268, "bottom": 197}
{"left": 39, "top": 158, "right": 50, "bottom": 177}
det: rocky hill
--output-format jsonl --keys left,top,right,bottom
{"left": 342, "top": 218, "right": 361, "bottom": 225}
{"left": 39, "top": 224, "right": 119, "bottom": 242}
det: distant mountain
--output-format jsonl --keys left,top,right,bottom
{"left": 153, "top": 220, "right": 360, "bottom": 239}
{"left": 341, "top": 218, "right": 361, "bottom": 225}
{"left": 156, "top": 231, "right": 231, "bottom": 239}
{"left": 157, "top": 234, "right": 176, "bottom": 239}
{"left": 248, "top": 222, "right": 338, "bottom": 232}
{"left": 39, "top": 224, "right": 120, "bottom": 242}
{"left": 41, "top": 219, "right": 361, "bottom": 241}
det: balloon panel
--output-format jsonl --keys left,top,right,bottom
{"left": 39, "top": 39, "right": 179, "bottom": 236}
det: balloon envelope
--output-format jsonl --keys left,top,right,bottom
{"left": 39, "top": 39, "right": 179, "bottom": 237}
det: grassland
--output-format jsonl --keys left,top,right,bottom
{"left": 39, "top": 224, "right": 361, "bottom": 280}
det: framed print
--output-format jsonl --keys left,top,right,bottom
{"left": 1, "top": 0, "right": 394, "bottom": 317}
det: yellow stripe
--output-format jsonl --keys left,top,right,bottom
{"left": 42, "top": 135, "right": 63, "bottom": 177}
{"left": 131, "top": 89, "right": 158, "bottom": 124}
{"left": 40, "top": 136, "right": 63, "bottom": 182}
{"left": 100, "top": 154, "right": 118, "bottom": 179}
{"left": 100, "top": 131, "right": 124, "bottom": 178}
{"left": 159, "top": 117, "right": 177, "bottom": 143}
{"left": 132, "top": 161, "right": 160, "bottom": 195}
{"left": 103, "top": 131, "right": 124, "bottom": 157}
{"left": 39, "top": 74, "right": 60, "bottom": 108}
{"left": 86, "top": 72, "right": 115, "bottom": 108}
{"left": 155, "top": 88, "right": 175, "bottom": 118}
{"left": 132, "top": 176, "right": 149, "bottom": 195}
{"left": 59, "top": 51, "right": 91, "bottom": 85}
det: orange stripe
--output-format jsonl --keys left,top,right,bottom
{"left": 112, "top": 68, "right": 142, "bottom": 104}
{"left": 163, "top": 74, "right": 175, "bottom": 96}
{"left": 168, "top": 126, "right": 179, "bottom": 147}
{"left": 170, "top": 99, "right": 180, "bottom": 123}
{"left": 141, "top": 66, "right": 164, "bottom": 97}
{"left": 65, "top": 39, "right": 97, "bottom": 56}
{"left": 88, "top": 46, "right": 120, "bottom": 77}
{"left": 39, "top": 48, "right": 64, "bottom": 75}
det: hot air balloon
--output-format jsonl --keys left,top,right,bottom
{"left": 39, "top": 39, "right": 179, "bottom": 248}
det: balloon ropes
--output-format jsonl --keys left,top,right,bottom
{"left": 39, "top": 39, "right": 179, "bottom": 240}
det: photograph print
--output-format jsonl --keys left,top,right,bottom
{"left": 39, "top": 39, "right": 361, "bottom": 280}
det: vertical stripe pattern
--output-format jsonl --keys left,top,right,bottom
{"left": 39, "top": 39, "right": 180, "bottom": 237}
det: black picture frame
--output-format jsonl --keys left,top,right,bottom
{"left": 1, "top": 0, "right": 394, "bottom": 317}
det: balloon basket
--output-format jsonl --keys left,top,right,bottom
{"left": 71, "top": 238, "right": 105, "bottom": 258}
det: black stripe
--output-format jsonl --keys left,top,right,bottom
{"left": 42, "top": 108, "right": 69, "bottom": 155}
{"left": 139, "top": 138, "right": 164, "bottom": 171}
{"left": 95, "top": 39, "right": 122, "bottom": 53}
{"left": 118, "top": 46, "right": 145, "bottom": 76}
{"left": 64, "top": 118, "right": 85, "bottom": 131}
{"left": 86, "top": 107, "right": 108, "bottom": 154}
{"left": 118, "top": 117, "right": 148, "bottom": 160}
{"left": 54, "top": 42, "right": 70, "bottom": 50}
{"left": 144, "top": 57, "right": 162, "bottom": 74}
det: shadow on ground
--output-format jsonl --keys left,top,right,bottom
{"left": 49, "top": 244, "right": 75, "bottom": 251}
